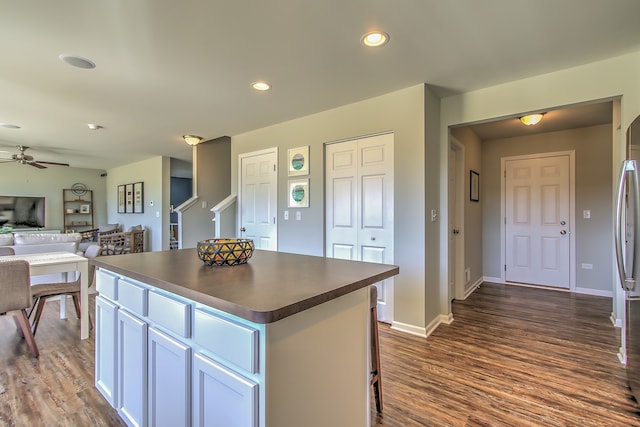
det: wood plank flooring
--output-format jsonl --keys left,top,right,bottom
{"left": 371, "top": 282, "right": 640, "bottom": 426}
{"left": 0, "top": 282, "right": 639, "bottom": 426}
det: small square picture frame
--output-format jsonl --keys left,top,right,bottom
{"left": 288, "top": 146, "right": 309, "bottom": 176}
{"left": 288, "top": 178, "right": 309, "bottom": 208}
{"left": 80, "top": 204, "right": 90, "bottom": 214}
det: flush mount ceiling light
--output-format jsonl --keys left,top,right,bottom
{"left": 59, "top": 54, "right": 96, "bottom": 69}
{"left": 183, "top": 135, "right": 202, "bottom": 146}
{"left": 251, "top": 81, "right": 271, "bottom": 91}
{"left": 0, "top": 123, "right": 21, "bottom": 129}
{"left": 361, "top": 31, "right": 390, "bottom": 47}
{"left": 87, "top": 124, "right": 103, "bottom": 130}
{"left": 520, "top": 113, "right": 545, "bottom": 126}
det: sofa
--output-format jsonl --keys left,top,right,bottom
{"left": 0, "top": 232, "right": 82, "bottom": 284}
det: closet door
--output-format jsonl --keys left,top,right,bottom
{"left": 325, "top": 133, "right": 394, "bottom": 322}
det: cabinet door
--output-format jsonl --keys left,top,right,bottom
{"left": 118, "top": 309, "right": 148, "bottom": 427}
{"left": 95, "top": 296, "right": 118, "bottom": 406}
{"left": 148, "top": 327, "right": 191, "bottom": 427}
{"left": 193, "top": 353, "right": 258, "bottom": 427}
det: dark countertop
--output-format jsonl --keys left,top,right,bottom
{"left": 91, "top": 249, "right": 399, "bottom": 324}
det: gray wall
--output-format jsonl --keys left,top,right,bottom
{"left": 231, "top": 84, "right": 433, "bottom": 332}
{"left": 107, "top": 156, "right": 169, "bottom": 251}
{"left": 0, "top": 163, "right": 107, "bottom": 231}
{"left": 180, "top": 137, "right": 231, "bottom": 249}
{"left": 481, "top": 124, "right": 613, "bottom": 292}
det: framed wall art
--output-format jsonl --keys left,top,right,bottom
{"left": 125, "top": 183, "right": 134, "bottom": 213}
{"left": 133, "top": 182, "right": 144, "bottom": 213}
{"left": 288, "top": 146, "right": 309, "bottom": 176}
{"left": 288, "top": 179, "right": 309, "bottom": 208}
{"left": 470, "top": 170, "right": 480, "bottom": 202}
{"left": 117, "top": 185, "right": 126, "bottom": 213}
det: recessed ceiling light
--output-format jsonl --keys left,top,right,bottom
{"left": 87, "top": 124, "right": 103, "bottom": 130}
{"left": 361, "top": 31, "right": 390, "bottom": 47}
{"left": 251, "top": 81, "right": 271, "bottom": 91}
{"left": 0, "top": 123, "right": 21, "bottom": 129}
{"left": 59, "top": 54, "right": 96, "bottom": 69}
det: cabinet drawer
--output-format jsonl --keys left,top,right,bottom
{"left": 194, "top": 309, "right": 259, "bottom": 374}
{"left": 117, "top": 279, "right": 147, "bottom": 317}
{"left": 96, "top": 270, "right": 118, "bottom": 301}
{"left": 148, "top": 291, "right": 191, "bottom": 338}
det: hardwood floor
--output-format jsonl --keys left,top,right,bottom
{"left": 0, "top": 283, "right": 639, "bottom": 426}
{"left": 372, "top": 283, "right": 640, "bottom": 426}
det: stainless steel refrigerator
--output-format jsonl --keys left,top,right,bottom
{"left": 615, "top": 113, "right": 640, "bottom": 402}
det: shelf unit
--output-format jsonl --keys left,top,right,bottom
{"left": 63, "top": 188, "right": 94, "bottom": 232}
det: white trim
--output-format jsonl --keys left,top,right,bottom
{"left": 449, "top": 138, "right": 466, "bottom": 303}
{"left": 500, "top": 150, "right": 576, "bottom": 290}
{"left": 462, "top": 278, "right": 483, "bottom": 300}
{"left": 390, "top": 321, "right": 427, "bottom": 338}
{"left": 391, "top": 312, "right": 453, "bottom": 339}
{"left": 574, "top": 287, "right": 613, "bottom": 298}
{"left": 611, "top": 312, "right": 623, "bottom": 328}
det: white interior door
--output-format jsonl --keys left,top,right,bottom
{"left": 326, "top": 133, "right": 394, "bottom": 322}
{"left": 448, "top": 141, "right": 462, "bottom": 300}
{"left": 505, "top": 154, "right": 571, "bottom": 288}
{"left": 239, "top": 148, "right": 277, "bottom": 251}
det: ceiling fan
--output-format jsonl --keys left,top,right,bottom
{"left": 0, "top": 145, "right": 70, "bottom": 169}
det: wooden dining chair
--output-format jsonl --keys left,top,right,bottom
{"left": 370, "top": 284, "right": 383, "bottom": 413}
{"left": 0, "top": 260, "right": 39, "bottom": 357}
{"left": 29, "top": 244, "right": 101, "bottom": 335}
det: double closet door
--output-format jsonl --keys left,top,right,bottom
{"left": 325, "top": 133, "right": 394, "bottom": 322}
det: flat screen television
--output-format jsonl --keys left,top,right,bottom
{"left": 0, "top": 196, "right": 46, "bottom": 228}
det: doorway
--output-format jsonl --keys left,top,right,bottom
{"left": 325, "top": 132, "right": 395, "bottom": 322}
{"left": 238, "top": 148, "right": 278, "bottom": 251}
{"left": 502, "top": 151, "right": 575, "bottom": 289}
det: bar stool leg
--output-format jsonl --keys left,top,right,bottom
{"left": 371, "top": 304, "right": 383, "bottom": 413}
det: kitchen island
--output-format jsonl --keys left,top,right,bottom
{"left": 92, "top": 249, "right": 399, "bottom": 427}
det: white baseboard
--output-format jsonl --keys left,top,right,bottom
{"left": 391, "top": 321, "right": 427, "bottom": 338}
{"left": 574, "top": 287, "right": 613, "bottom": 298}
{"left": 483, "top": 276, "right": 614, "bottom": 299}
{"left": 391, "top": 313, "right": 454, "bottom": 339}
{"left": 463, "top": 278, "right": 482, "bottom": 299}
{"left": 610, "top": 311, "right": 623, "bottom": 328}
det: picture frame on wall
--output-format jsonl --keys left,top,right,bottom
{"left": 470, "top": 170, "right": 480, "bottom": 202}
{"left": 125, "top": 183, "right": 134, "bottom": 213}
{"left": 288, "top": 178, "right": 309, "bottom": 208}
{"left": 117, "top": 185, "right": 126, "bottom": 213}
{"left": 133, "top": 182, "right": 144, "bottom": 213}
{"left": 288, "top": 146, "right": 309, "bottom": 176}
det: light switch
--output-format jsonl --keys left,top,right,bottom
{"left": 583, "top": 210, "right": 591, "bottom": 219}
{"left": 284, "top": 210, "right": 289, "bottom": 220}
{"left": 296, "top": 211, "right": 301, "bottom": 221}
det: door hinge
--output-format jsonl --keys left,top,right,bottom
{"left": 504, "top": 264, "right": 507, "bottom": 271}
{"left": 504, "top": 170, "right": 506, "bottom": 178}
{"left": 273, "top": 164, "right": 276, "bottom": 172}
{"left": 273, "top": 217, "right": 276, "bottom": 224}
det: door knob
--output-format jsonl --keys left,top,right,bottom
{"left": 560, "top": 230, "right": 567, "bottom": 235}
{"left": 371, "top": 236, "right": 376, "bottom": 241}
{"left": 560, "top": 220, "right": 566, "bottom": 225}
{"left": 240, "top": 227, "right": 246, "bottom": 232}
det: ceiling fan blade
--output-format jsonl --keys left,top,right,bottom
{"left": 36, "top": 160, "right": 70, "bottom": 167}
{"left": 29, "top": 162, "right": 47, "bottom": 169}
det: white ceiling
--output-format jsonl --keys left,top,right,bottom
{"left": 1, "top": 0, "right": 639, "bottom": 170}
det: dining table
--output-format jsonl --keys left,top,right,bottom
{"left": 0, "top": 251, "right": 90, "bottom": 339}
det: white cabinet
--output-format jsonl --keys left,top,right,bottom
{"left": 95, "top": 269, "right": 261, "bottom": 427}
{"left": 192, "top": 353, "right": 258, "bottom": 427}
{"left": 148, "top": 327, "right": 191, "bottom": 427}
{"left": 95, "top": 296, "right": 118, "bottom": 406}
{"left": 117, "top": 309, "right": 148, "bottom": 427}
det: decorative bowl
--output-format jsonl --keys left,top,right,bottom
{"left": 196, "top": 238, "right": 255, "bottom": 266}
